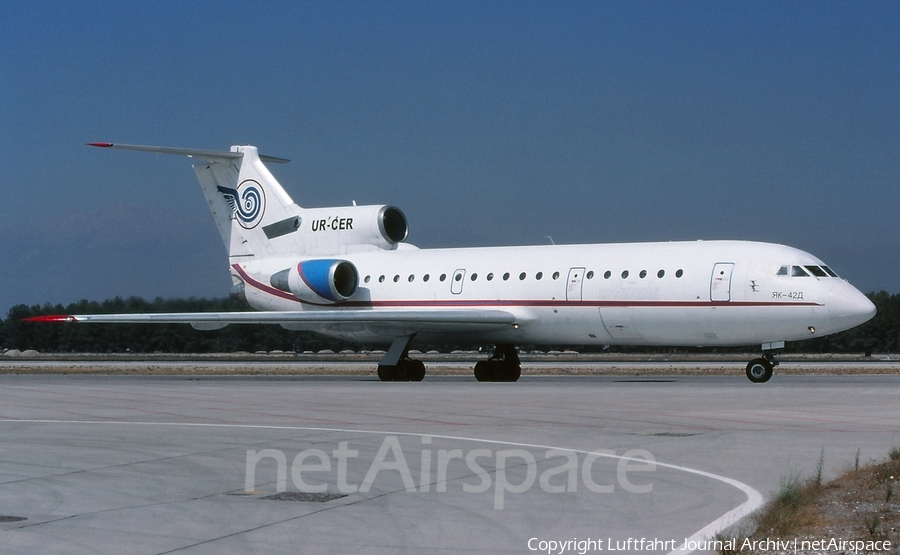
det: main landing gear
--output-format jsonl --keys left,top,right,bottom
{"left": 745, "top": 352, "right": 779, "bottom": 383}
{"left": 376, "top": 336, "right": 521, "bottom": 383}
{"left": 377, "top": 334, "right": 425, "bottom": 382}
{"left": 474, "top": 344, "right": 521, "bottom": 382}
{"left": 377, "top": 358, "right": 426, "bottom": 382}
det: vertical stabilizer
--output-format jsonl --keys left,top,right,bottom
{"left": 88, "top": 142, "right": 301, "bottom": 260}
{"left": 192, "top": 145, "right": 303, "bottom": 259}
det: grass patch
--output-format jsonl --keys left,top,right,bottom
{"left": 751, "top": 469, "right": 819, "bottom": 536}
{"left": 721, "top": 448, "right": 900, "bottom": 554}
{"left": 889, "top": 445, "right": 900, "bottom": 461}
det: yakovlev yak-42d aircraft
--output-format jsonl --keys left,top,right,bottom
{"left": 30, "top": 143, "right": 876, "bottom": 383}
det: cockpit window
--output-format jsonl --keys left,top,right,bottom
{"left": 805, "top": 265, "right": 828, "bottom": 278}
{"left": 779, "top": 264, "right": 836, "bottom": 278}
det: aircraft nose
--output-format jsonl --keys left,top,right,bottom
{"left": 828, "top": 282, "right": 876, "bottom": 332}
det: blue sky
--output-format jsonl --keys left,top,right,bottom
{"left": 2, "top": 1, "right": 898, "bottom": 314}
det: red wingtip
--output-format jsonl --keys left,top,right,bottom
{"left": 23, "top": 315, "right": 77, "bottom": 323}
{"left": 86, "top": 142, "right": 114, "bottom": 148}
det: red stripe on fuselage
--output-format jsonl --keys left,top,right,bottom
{"left": 232, "top": 264, "right": 822, "bottom": 310}
{"left": 233, "top": 264, "right": 302, "bottom": 303}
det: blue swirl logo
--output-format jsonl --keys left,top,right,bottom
{"left": 217, "top": 179, "right": 266, "bottom": 229}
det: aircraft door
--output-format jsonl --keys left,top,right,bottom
{"left": 710, "top": 263, "right": 735, "bottom": 302}
{"left": 566, "top": 267, "right": 585, "bottom": 301}
{"left": 451, "top": 269, "right": 466, "bottom": 295}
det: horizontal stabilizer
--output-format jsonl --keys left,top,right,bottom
{"left": 86, "top": 142, "right": 290, "bottom": 163}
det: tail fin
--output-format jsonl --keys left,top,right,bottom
{"left": 87, "top": 142, "right": 302, "bottom": 259}
{"left": 192, "top": 145, "right": 302, "bottom": 259}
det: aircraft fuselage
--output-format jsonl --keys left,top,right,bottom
{"left": 234, "top": 239, "right": 874, "bottom": 347}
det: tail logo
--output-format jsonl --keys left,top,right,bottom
{"left": 217, "top": 179, "right": 266, "bottom": 229}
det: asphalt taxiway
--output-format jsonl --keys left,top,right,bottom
{"left": 0, "top": 371, "right": 898, "bottom": 554}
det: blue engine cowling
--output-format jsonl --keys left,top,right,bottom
{"left": 270, "top": 259, "right": 359, "bottom": 303}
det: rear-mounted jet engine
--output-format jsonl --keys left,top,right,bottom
{"left": 270, "top": 259, "right": 358, "bottom": 304}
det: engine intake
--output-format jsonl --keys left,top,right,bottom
{"left": 379, "top": 206, "right": 408, "bottom": 244}
{"left": 271, "top": 259, "right": 359, "bottom": 303}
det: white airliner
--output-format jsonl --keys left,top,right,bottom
{"left": 30, "top": 143, "right": 876, "bottom": 383}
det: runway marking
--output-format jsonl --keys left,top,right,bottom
{"left": 2, "top": 418, "right": 763, "bottom": 554}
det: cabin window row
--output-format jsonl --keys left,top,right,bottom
{"left": 362, "top": 268, "right": 685, "bottom": 284}
{"left": 363, "top": 272, "right": 558, "bottom": 284}
{"left": 605, "top": 269, "right": 684, "bottom": 280}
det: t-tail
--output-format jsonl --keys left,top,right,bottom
{"left": 87, "top": 142, "right": 411, "bottom": 293}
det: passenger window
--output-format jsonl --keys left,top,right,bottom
{"left": 536, "top": 272, "right": 543, "bottom": 280}
{"left": 639, "top": 270, "right": 647, "bottom": 279}
{"left": 454, "top": 273, "right": 462, "bottom": 282}
{"left": 423, "top": 274, "right": 430, "bottom": 282}
{"left": 408, "top": 275, "right": 414, "bottom": 282}
{"left": 503, "top": 273, "right": 510, "bottom": 281}
{"left": 471, "top": 273, "right": 478, "bottom": 281}
{"left": 552, "top": 271, "right": 560, "bottom": 280}
{"left": 805, "top": 265, "right": 828, "bottom": 278}
{"left": 487, "top": 273, "right": 494, "bottom": 281}
{"left": 519, "top": 272, "right": 527, "bottom": 281}
{"left": 776, "top": 266, "right": 789, "bottom": 276}
{"left": 586, "top": 271, "right": 594, "bottom": 279}
{"left": 379, "top": 275, "right": 385, "bottom": 283}
{"left": 791, "top": 266, "right": 809, "bottom": 277}
{"left": 604, "top": 271, "right": 611, "bottom": 279}
{"left": 657, "top": 270, "right": 665, "bottom": 278}
{"left": 439, "top": 274, "right": 446, "bottom": 282}
{"left": 621, "top": 270, "right": 629, "bottom": 279}
{"left": 364, "top": 275, "right": 371, "bottom": 283}
{"left": 675, "top": 269, "right": 684, "bottom": 278}
{"left": 393, "top": 275, "right": 400, "bottom": 282}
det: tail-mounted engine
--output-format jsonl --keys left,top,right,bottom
{"left": 300, "top": 204, "right": 408, "bottom": 252}
{"left": 270, "top": 259, "right": 359, "bottom": 304}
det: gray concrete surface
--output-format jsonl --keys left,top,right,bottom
{"left": 0, "top": 372, "right": 898, "bottom": 554}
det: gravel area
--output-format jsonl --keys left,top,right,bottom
{"left": 732, "top": 457, "right": 899, "bottom": 555}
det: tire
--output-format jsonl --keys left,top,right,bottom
{"left": 504, "top": 363, "right": 521, "bottom": 382}
{"left": 746, "top": 358, "right": 773, "bottom": 383}
{"left": 395, "top": 360, "right": 411, "bottom": 381}
{"left": 410, "top": 360, "right": 426, "bottom": 382}
{"left": 474, "top": 361, "right": 490, "bottom": 382}
{"left": 377, "top": 365, "right": 396, "bottom": 382}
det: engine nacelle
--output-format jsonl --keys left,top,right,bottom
{"left": 300, "top": 204, "right": 408, "bottom": 251}
{"left": 270, "top": 259, "right": 359, "bottom": 304}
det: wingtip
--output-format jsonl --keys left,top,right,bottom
{"left": 86, "top": 142, "right": 114, "bottom": 148}
{"left": 23, "top": 315, "right": 76, "bottom": 323}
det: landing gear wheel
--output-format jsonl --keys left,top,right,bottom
{"left": 410, "top": 360, "right": 426, "bottom": 382}
{"left": 474, "top": 361, "right": 490, "bottom": 382}
{"left": 474, "top": 344, "right": 522, "bottom": 382}
{"left": 503, "top": 363, "right": 521, "bottom": 382}
{"left": 746, "top": 358, "right": 773, "bottom": 383}
{"left": 395, "top": 360, "right": 411, "bottom": 381}
{"left": 379, "top": 359, "right": 425, "bottom": 382}
{"left": 377, "top": 365, "right": 397, "bottom": 382}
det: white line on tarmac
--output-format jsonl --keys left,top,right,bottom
{"left": 3, "top": 418, "right": 763, "bottom": 554}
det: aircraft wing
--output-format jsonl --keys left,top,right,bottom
{"left": 25, "top": 309, "right": 521, "bottom": 334}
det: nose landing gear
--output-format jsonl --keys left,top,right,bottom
{"left": 746, "top": 352, "right": 778, "bottom": 383}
